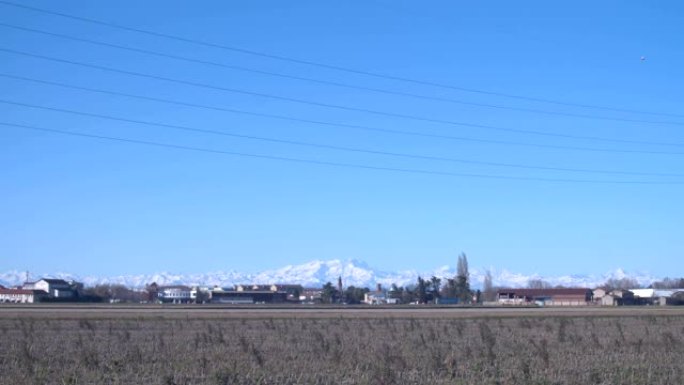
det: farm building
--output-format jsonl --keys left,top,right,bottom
{"left": 364, "top": 290, "right": 387, "bottom": 305}
{"left": 157, "top": 285, "right": 192, "bottom": 304}
{"left": 299, "top": 288, "right": 323, "bottom": 303}
{"left": 630, "top": 288, "right": 684, "bottom": 305}
{"left": 235, "top": 284, "right": 272, "bottom": 292}
{"left": 210, "top": 288, "right": 288, "bottom": 304}
{"left": 235, "top": 284, "right": 302, "bottom": 295}
{"left": 497, "top": 288, "right": 592, "bottom": 306}
{"left": 363, "top": 284, "right": 399, "bottom": 305}
{"left": 600, "top": 290, "right": 635, "bottom": 306}
{"left": 0, "top": 288, "right": 46, "bottom": 303}
{"left": 22, "top": 278, "right": 77, "bottom": 298}
{"left": 592, "top": 288, "right": 607, "bottom": 302}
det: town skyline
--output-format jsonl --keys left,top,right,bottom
{"left": 0, "top": 257, "right": 670, "bottom": 290}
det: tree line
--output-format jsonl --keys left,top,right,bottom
{"left": 319, "top": 253, "right": 498, "bottom": 304}
{"left": 58, "top": 254, "right": 684, "bottom": 304}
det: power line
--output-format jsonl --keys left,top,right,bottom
{"left": 0, "top": 0, "right": 680, "bottom": 119}
{"left": 3, "top": 73, "right": 683, "bottom": 155}
{"left": 3, "top": 121, "right": 682, "bottom": 185}
{"left": 4, "top": 98, "right": 682, "bottom": 177}
{"left": 1, "top": 22, "right": 682, "bottom": 128}
{"left": 1, "top": 47, "right": 681, "bottom": 148}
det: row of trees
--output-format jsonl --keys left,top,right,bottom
{"left": 651, "top": 277, "right": 684, "bottom": 289}
{"left": 527, "top": 276, "right": 684, "bottom": 292}
{"left": 319, "top": 253, "right": 493, "bottom": 305}
{"left": 79, "top": 284, "right": 147, "bottom": 303}
{"left": 320, "top": 283, "right": 370, "bottom": 304}
{"left": 72, "top": 254, "right": 684, "bottom": 305}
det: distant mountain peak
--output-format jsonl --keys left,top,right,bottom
{"left": 0, "top": 260, "right": 659, "bottom": 290}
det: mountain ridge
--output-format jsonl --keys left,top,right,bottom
{"left": 0, "top": 259, "right": 658, "bottom": 289}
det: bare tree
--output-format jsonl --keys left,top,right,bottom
{"left": 483, "top": 270, "right": 495, "bottom": 302}
{"left": 527, "top": 279, "right": 552, "bottom": 289}
{"left": 601, "top": 277, "right": 640, "bottom": 291}
{"left": 430, "top": 276, "right": 442, "bottom": 301}
{"left": 651, "top": 277, "right": 684, "bottom": 289}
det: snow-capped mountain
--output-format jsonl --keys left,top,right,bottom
{"left": 0, "top": 259, "right": 658, "bottom": 289}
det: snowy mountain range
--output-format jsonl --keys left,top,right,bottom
{"left": 0, "top": 259, "right": 659, "bottom": 290}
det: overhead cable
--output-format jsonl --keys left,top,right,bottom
{"left": 0, "top": 22, "right": 681, "bottom": 127}
{"left": 3, "top": 121, "right": 683, "bottom": 185}
{"left": 0, "top": 0, "right": 680, "bottom": 119}
{"left": 1, "top": 48, "right": 681, "bottom": 147}
{"left": 4, "top": 98, "right": 683, "bottom": 177}
{"left": 2, "top": 73, "right": 683, "bottom": 155}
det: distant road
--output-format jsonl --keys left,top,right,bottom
{"left": 2, "top": 304, "right": 683, "bottom": 319}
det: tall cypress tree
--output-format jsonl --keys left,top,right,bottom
{"left": 416, "top": 276, "right": 428, "bottom": 304}
{"left": 455, "top": 253, "right": 471, "bottom": 304}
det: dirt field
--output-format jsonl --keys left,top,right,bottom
{"left": 1, "top": 306, "right": 683, "bottom": 384}
{"left": 2, "top": 304, "right": 684, "bottom": 319}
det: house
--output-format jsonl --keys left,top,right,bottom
{"left": 600, "top": 291, "right": 635, "bottom": 306}
{"left": 497, "top": 288, "right": 593, "bottom": 306}
{"left": 299, "top": 288, "right": 323, "bottom": 303}
{"left": 363, "top": 284, "right": 399, "bottom": 305}
{"left": 592, "top": 288, "right": 607, "bottom": 302}
{"left": 364, "top": 290, "right": 387, "bottom": 305}
{"left": 235, "top": 284, "right": 303, "bottom": 298}
{"left": 22, "top": 278, "right": 77, "bottom": 298}
{"left": 0, "top": 288, "right": 46, "bottom": 303}
{"left": 210, "top": 288, "right": 287, "bottom": 304}
{"left": 235, "top": 284, "right": 272, "bottom": 292}
{"left": 157, "top": 285, "right": 192, "bottom": 304}
{"left": 630, "top": 288, "right": 684, "bottom": 306}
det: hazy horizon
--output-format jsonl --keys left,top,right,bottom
{"left": 0, "top": 257, "right": 670, "bottom": 292}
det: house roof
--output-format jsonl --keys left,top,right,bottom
{"left": 228, "top": 290, "right": 287, "bottom": 294}
{"left": 238, "top": 284, "right": 273, "bottom": 290}
{"left": 39, "top": 278, "right": 70, "bottom": 285}
{"left": 656, "top": 289, "right": 684, "bottom": 297}
{"left": 0, "top": 288, "right": 38, "bottom": 295}
{"left": 627, "top": 288, "right": 684, "bottom": 298}
{"left": 160, "top": 285, "right": 191, "bottom": 290}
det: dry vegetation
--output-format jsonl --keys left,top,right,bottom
{"left": 1, "top": 308, "right": 683, "bottom": 385}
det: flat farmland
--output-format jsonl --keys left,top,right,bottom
{"left": 1, "top": 306, "right": 683, "bottom": 385}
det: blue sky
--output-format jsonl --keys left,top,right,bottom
{"left": 1, "top": 1, "right": 682, "bottom": 277}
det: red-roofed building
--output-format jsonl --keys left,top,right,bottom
{"left": 0, "top": 288, "right": 46, "bottom": 303}
{"left": 497, "top": 288, "right": 592, "bottom": 306}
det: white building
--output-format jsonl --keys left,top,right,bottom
{"left": 630, "top": 288, "right": 684, "bottom": 305}
{"left": 23, "top": 278, "right": 75, "bottom": 298}
{"left": 158, "top": 286, "right": 192, "bottom": 304}
{"left": 364, "top": 291, "right": 399, "bottom": 305}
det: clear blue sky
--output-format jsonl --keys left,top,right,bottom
{"left": 1, "top": 1, "right": 682, "bottom": 277}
